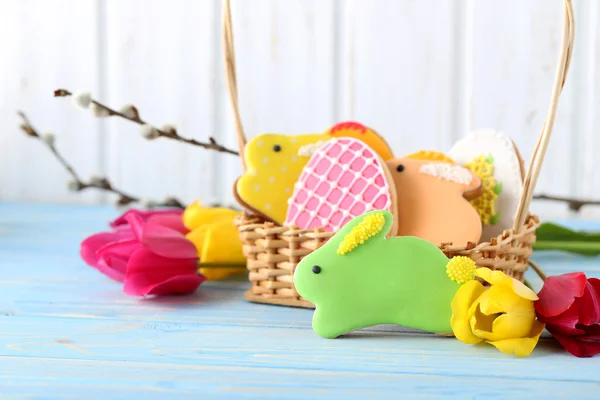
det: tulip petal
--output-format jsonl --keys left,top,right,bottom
{"left": 540, "top": 304, "right": 586, "bottom": 336}
{"left": 578, "top": 278, "right": 600, "bottom": 326}
{"left": 477, "top": 286, "right": 531, "bottom": 315}
{"left": 147, "top": 213, "right": 189, "bottom": 234}
{"left": 490, "top": 309, "right": 535, "bottom": 340}
{"left": 185, "top": 225, "right": 209, "bottom": 255}
{"left": 549, "top": 328, "right": 600, "bottom": 358}
{"left": 80, "top": 232, "right": 126, "bottom": 266}
{"left": 182, "top": 200, "right": 239, "bottom": 231}
{"left": 123, "top": 248, "right": 201, "bottom": 296}
{"left": 144, "top": 274, "right": 206, "bottom": 296}
{"left": 474, "top": 268, "right": 538, "bottom": 300}
{"left": 535, "top": 272, "right": 587, "bottom": 318}
{"left": 96, "top": 239, "right": 142, "bottom": 282}
{"left": 111, "top": 208, "right": 184, "bottom": 228}
{"left": 125, "top": 213, "right": 197, "bottom": 259}
{"left": 451, "top": 280, "right": 486, "bottom": 344}
{"left": 199, "top": 217, "right": 246, "bottom": 281}
{"left": 487, "top": 320, "right": 545, "bottom": 357}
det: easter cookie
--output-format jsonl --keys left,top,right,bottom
{"left": 285, "top": 138, "right": 397, "bottom": 233}
{"left": 234, "top": 122, "right": 394, "bottom": 224}
{"left": 406, "top": 150, "right": 455, "bottom": 164}
{"left": 385, "top": 158, "right": 483, "bottom": 245}
{"left": 448, "top": 129, "right": 524, "bottom": 240}
{"left": 294, "top": 210, "right": 466, "bottom": 338}
{"left": 325, "top": 122, "right": 394, "bottom": 161}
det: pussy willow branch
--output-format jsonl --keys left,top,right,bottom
{"left": 533, "top": 194, "right": 600, "bottom": 212}
{"left": 54, "top": 89, "right": 239, "bottom": 155}
{"left": 17, "top": 111, "right": 185, "bottom": 208}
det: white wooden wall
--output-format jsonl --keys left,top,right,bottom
{"left": 1, "top": 0, "right": 598, "bottom": 220}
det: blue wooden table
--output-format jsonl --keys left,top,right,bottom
{"left": 1, "top": 203, "right": 599, "bottom": 399}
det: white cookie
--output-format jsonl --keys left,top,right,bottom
{"left": 448, "top": 129, "right": 524, "bottom": 241}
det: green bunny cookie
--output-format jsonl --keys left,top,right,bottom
{"left": 294, "top": 210, "right": 468, "bottom": 338}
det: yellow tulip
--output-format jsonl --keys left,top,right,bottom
{"left": 182, "top": 200, "right": 239, "bottom": 231}
{"left": 450, "top": 268, "right": 545, "bottom": 357}
{"left": 184, "top": 210, "right": 246, "bottom": 281}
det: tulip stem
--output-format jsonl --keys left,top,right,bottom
{"left": 528, "top": 260, "right": 547, "bottom": 282}
{"left": 197, "top": 263, "right": 246, "bottom": 269}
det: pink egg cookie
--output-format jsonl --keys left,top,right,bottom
{"left": 285, "top": 138, "right": 398, "bottom": 233}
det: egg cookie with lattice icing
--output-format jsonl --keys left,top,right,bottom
{"left": 325, "top": 121, "right": 394, "bottom": 161}
{"left": 285, "top": 138, "right": 398, "bottom": 233}
{"left": 385, "top": 157, "right": 483, "bottom": 245}
{"left": 234, "top": 122, "right": 394, "bottom": 224}
{"left": 294, "top": 210, "right": 473, "bottom": 338}
{"left": 447, "top": 129, "right": 525, "bottom": 241}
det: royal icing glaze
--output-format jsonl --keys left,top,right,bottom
{"left": 235, "top": 122, "right": 395, "bottom": 224}
{"left": 406, "top": 150, "right": 455, "bottom": 164}
{"left": 294, "top": 210, "right": 463, "bottom": 338}
{"left": 447, "top": 129, "right": 524, "bottom": 240}
{"left": 325, "top": 122, "right": 395, "bottom": 161}
{"left": 284, "top": 138, "right": 397, "bottom": 233}
{"left": 386, "top": 157, "right": 483, "bottom": 245}
{"left": 419, "top": 162, "right": 473, "bottom": 185}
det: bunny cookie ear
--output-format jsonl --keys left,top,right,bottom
{"left": 328, "top": 210, "right": 395, "bottom": 255}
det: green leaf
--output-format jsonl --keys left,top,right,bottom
{"left": 487, "top": 153, "right": 495, "bottom": 164}
{"left": 533, "top": 222, "right": 600, "bottom": 256}
{"left": 494, "top": 182, "right": 503, "bottom": 195}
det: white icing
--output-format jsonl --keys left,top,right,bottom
{"left": 419, "top": 163, "right": 473, "bottom": 185}
{"left": 298, "top": 140, "right": 327, "bottom": 157}
{"left": 265, "top": 203, "right": 272, "bottom": 210}
{"left": 262, "top": 157, "right": 269, "bottom": 164}
{"left": 284, "top": 187, "right": 291, "bottom": 194}
{"left": 281, "top": 165, "right": 288, "bottom": 173}
{"left": 269, "top": 176, "right": 276, "bottom": 184}
{"left": 447, "top": 129, "right": 523, "bottom": 241}
{"left": 254, "top": 185, "right": 261, "bottom": 192}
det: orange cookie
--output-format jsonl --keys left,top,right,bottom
{"left": 234, "top": 122, "right": 394, "bottom": 224}
{"left": 385, "top": 158, "right": 483, "bottom": 245}
{"left": 325, "top": 122, "right": 395, "bottom": 161}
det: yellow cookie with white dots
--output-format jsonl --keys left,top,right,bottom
{"left": 234, "top": 122, "right": 395, "bottom": 224}
{"left": 234, "top": 133, "right": 326, "bottom": 223}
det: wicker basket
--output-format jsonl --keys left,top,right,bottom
{"left": 222, "top": 0, "right": 575, "bottom": 307}
{"left": 235, "top": 212, "right": 540, "bottom": 308}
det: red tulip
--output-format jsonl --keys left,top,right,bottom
{"left": 80, "top": 208, "right": 205, "bottom": 296}
{"left": 534, "top": 272, "right": 600, "bottom": 357}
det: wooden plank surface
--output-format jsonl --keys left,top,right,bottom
{"left": 0, "top": 203, "right": 599, "bottom": 399}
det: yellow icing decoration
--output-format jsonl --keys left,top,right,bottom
{"left": 464, "top": 155, "right": 498, "bottom": 225}
{"left": 446, "top": 256, "right": 476, "bottom": 284}
{"left": 337, "top": 213, "right": 385, "bottom": 255}
{"left": 406, "top": 150, "right": 455, "bottom": 164}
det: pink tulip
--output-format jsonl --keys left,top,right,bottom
{"left": 80, "top": 208, "right": 204, "bottom": 296}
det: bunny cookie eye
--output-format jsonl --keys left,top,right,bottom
{"left": 312, "top": 265, "right": 322, "bottom": 274}
{"left": 273, "top": 144, "right": 282, "bottom": 152}
{"left": 396, "top": 164, "right": 405, "bottom": 172}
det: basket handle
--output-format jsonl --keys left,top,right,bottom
{"left": 223, "top": 0, "right": 576, "bottom": 225}
{"left": 513, "top": 0, "right": 575, "bottom": 232}
{"left": 222, "top": 0, "right": 247, "bottom": 170}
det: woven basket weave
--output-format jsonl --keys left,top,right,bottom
{"left": 222, "top": 0, "right": 575, "bottom": 307}
{"left": 235, "top": 212, "right": 540, "bottom": 308}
